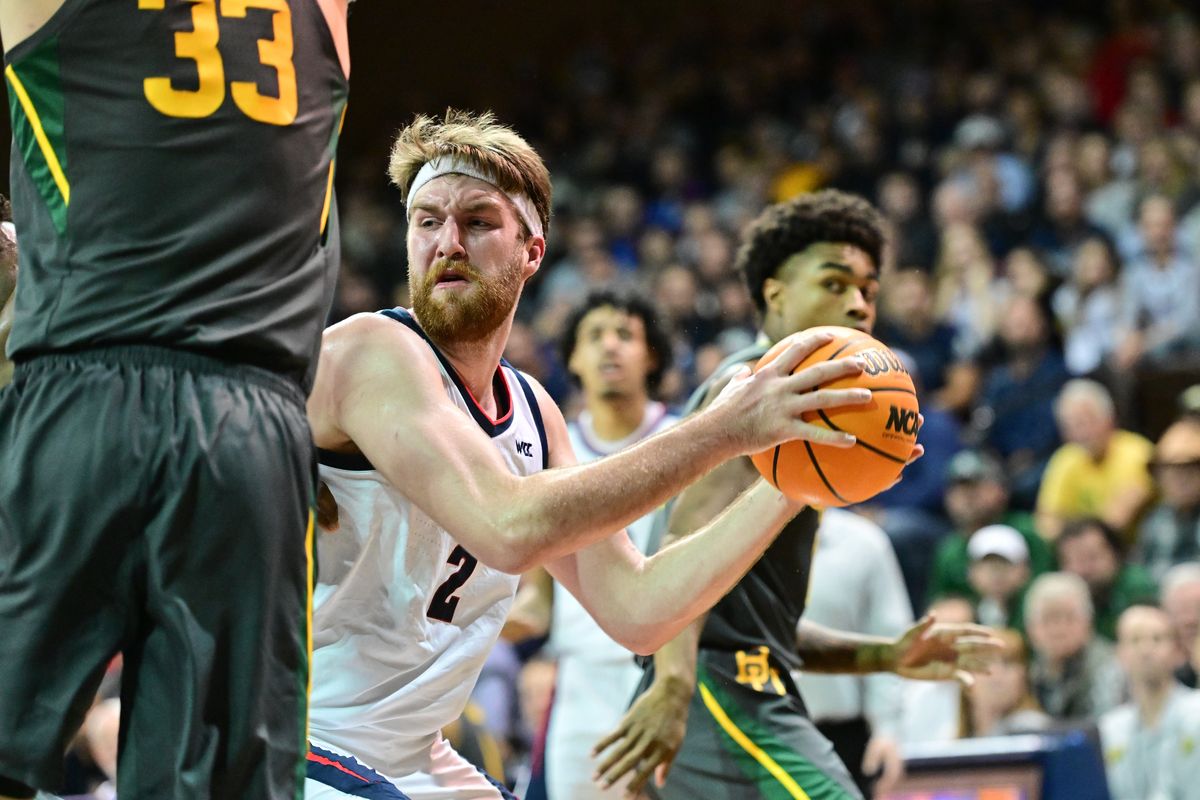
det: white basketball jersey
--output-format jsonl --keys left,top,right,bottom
{"left": 309, "top": 308, "right": 548, "bottom": 778}
{"left": 549, "top": 402, "right": 676, "bottom": 664}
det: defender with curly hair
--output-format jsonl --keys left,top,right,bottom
{"left": 596, "top": 191, "right": 1000, "bottom": 800}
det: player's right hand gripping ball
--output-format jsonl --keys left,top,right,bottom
{"left": 750, "top": 326, "right": 920, "bottom": 506}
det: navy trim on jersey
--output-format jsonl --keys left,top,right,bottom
{"left": 380, "top": 308, "right": 515, "bottom": 437}
{"left": 318, "top": 448, "right": 375, "bottom": 472}
{"left": 474, "top": 765, "right": 520, "bottom": 800}
{"left": 306, "top": 744, "right": 413, "bottom": 799}
{"left": 507, "top": 363, "right": 550, "bottom": 470}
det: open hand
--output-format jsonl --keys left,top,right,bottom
{"left": 890, "top": 615, "right": 1005, "bottom": 686}
{"left": 592, "top": 677, "right": 691, "bottom": 795}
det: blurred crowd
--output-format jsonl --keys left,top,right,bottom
{"left": 56, "top": 1, "right": 1200, "bottom": 797}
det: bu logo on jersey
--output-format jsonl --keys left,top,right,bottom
{"left": 515, "top": 440, "right": 533, "bottom": 457}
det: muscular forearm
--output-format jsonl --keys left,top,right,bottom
{"left": 574, "top": 482, "right": 800, "bottom": 654}
{"left": 496, "top": 413, "right": 744, "bottom": 571}
{"left": 795, "top": 619, "right": 897, "bottom": 674}
{"left": 649, "top": 613, "right": 704, "bottom": 697}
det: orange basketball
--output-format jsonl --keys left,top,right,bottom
{"left": 749, "top": 326, "right": 920, "bottom": 507}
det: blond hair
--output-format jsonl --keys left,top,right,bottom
{"left": 389, "top": 109, "right": 552, "bottom": 237}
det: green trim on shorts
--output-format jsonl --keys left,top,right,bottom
{"left": 295, "top": 507, "right": 316, "bottom": 800}
{"left": 697, "top": 664, "right": 856, "bottom": 800}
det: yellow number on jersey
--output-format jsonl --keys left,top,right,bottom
{"left": 140, "top": 0, "right": 225, "bottom": 119}
{"left": 223, "top": 0, "right": 298, "bottom": 126}
{"left": 140, "top": 0, "right": 298, "bottom": 126}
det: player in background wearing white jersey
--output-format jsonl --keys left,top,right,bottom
{"left": 303, "top": 110, "right": 902, "bottom": 800}
{"left": 501, "top": 289, "right": 680, "bottom": 800}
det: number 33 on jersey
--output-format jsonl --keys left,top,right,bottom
{"left": 140, "top": 0, "right": 297, "bottom": 124}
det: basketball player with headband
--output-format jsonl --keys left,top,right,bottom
{"left": 302, "top": 112, "right": 882, "bottom": 799}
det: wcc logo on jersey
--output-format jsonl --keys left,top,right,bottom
{"left": 515, "top": 440, "right": 534, "bottom": 458}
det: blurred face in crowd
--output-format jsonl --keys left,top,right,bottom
{"left": 1004, "top": 248, "right": 1051, "bottom": 297}
{"left": 882, "top": 270, "right": 934, "bottom": 329}
{"left": 1045, "top": 170, "right": 1083, "bottom": 224}
{"left": 1163, "top": 579, "right": 1200, "bottom": 662}
{"left": 1154, "top": 422, "right": 1200, "bottom": 511}
{"left": 765, "top": 242, "right": 879, "bottom": 336}
{"left": 568, "top": 306, "right": 657, "bottom": 403}
{"left": 999, "top": 296, "right": 1048, "bottom": 352}
{"left": 407, "top": 175, "right": 540, "bottom": 344}
{"left": 1028, "top": 595, "right": 1091, "bottom": 663}
{"left": 970, "top": 644, "right": 1030, "bottom": 719}
{"left": 1138, "top": 195, "right": 1176, "bottom": 257}
{"left": 1057, "top": 526, "right": 1120, "bottom": 594}
{"left": 878, "top": 173, "right": 921, "bottom": 221}
{"left": 1072, "top": 238, "right": 1115, "bottom": 290}
{"left": 968, "top": 555, "right": 1030, "bottom": 603}
{"left": 940, "top": 223, "right": 990, "bottom": 274}
{"left": 1056, "top": 394, "right": 1115, "bottom": 459}
{"left": 1075, "top": 134, "right": 1112, "bottom": 188}
{"left": 1116, "top": 606, "right": 1178, "bottom": 687}
{"left": 945, "top": 478, "right": 1008, "bottom": 529}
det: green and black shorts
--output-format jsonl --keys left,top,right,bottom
{"left": 0, "top": 345, "right": 316, "bottom": 799}
{"left": 643, "top": 649, "right": 863, "bottom": 800}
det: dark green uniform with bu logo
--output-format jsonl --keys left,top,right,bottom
{"left": 637, "top": 345, "right": 863, "bottom": 800}
{"left": 0, "top": 1, "right": 347, "bottom": 797}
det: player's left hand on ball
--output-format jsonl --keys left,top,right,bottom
{"left": 890, "top": 614, "right": 1005, "bottom": 685}
{"left": 316, "top": 481, "right": 340, "bottom": 532}
{"left": 592, "top": 677, "right": 690, "bottom": 795}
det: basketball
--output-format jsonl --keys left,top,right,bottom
{"left": 750, "top": 326, "right": 920, "bottom": 507}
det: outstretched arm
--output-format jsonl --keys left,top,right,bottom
{"left": 309, "top": 316, "right": 868, "bottom": 574}
{"left": 796, "top": 616, "right": 1003, "bottom": 684}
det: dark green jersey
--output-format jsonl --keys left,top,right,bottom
{"left": 651, "top": 343, "right": 820, "bottom": 677}
{"left": 5, "top": 0, "right": 348, "bottom": 387}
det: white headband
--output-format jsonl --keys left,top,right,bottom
{"left": 405, "top": 155, "right": 543, "bottom": 238}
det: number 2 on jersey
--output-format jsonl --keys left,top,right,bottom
{"left": 427, "top": 546, "right": 479, "bottom": 624}
{"left": 139, "top": 0, "right": 297, "bottom": 125}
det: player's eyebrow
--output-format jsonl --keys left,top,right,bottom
{"left": 818, "top": 261, "right": 879, "bottom": 281}
{"left": 410, "top": 197, "right": 505, "bottom": 216}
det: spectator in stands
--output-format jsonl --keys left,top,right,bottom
{"left": 1036, "top": 380, "right": 1155, "bottom": 543}
{"left": 977, "top": 294, "right": 1070, "bottom": 508}
{"left": 933, "top": 223, "right": 999, "bottom": 362}
{"left": 928, "top": 450, "right": 1055, "bottom": 610}
{"left": 1055, "top": 518, "right": 1158, "bottom": 641}
{"left": 1160, "top": 563, "right": 1200, "bottom": 689}
{"left": 1051, "top": 236, "right": 1124, "bottom": 377}
{"left": 1135, "top": 419, "right": 1200, "bottom": 582}
{"left": 1029, "top": 170, "right": 1110, "bottom": 279}
{"left": 876, "top": 171, "right": 938, "bottom": 269}
{"left": 876, "top": 269, "right": 958, "bottom": 397}
{"left": 1100, "top": 605, "right": 1200, "bottom": 800}
{"left": 1025, "top": 572, "right": 1125, "bottom": 721}
{"left": 959, "top": 628, "right": 1052, "bottom": 738}
{"left": 1114, "top": 195, "right": 1200, "bottom": 370}
{"left": 966, "top": 524, "right": 1033, "bottom": 631}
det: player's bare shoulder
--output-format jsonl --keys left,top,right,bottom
{"left": 308, "top": 312, "right": 441, "bottom": 447}
{"left": 0, "top": 0, "right": 65, "bottom": 53}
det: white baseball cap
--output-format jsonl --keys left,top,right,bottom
{"left": 967, "top": 524, "right": 1029, "bottom": 564}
